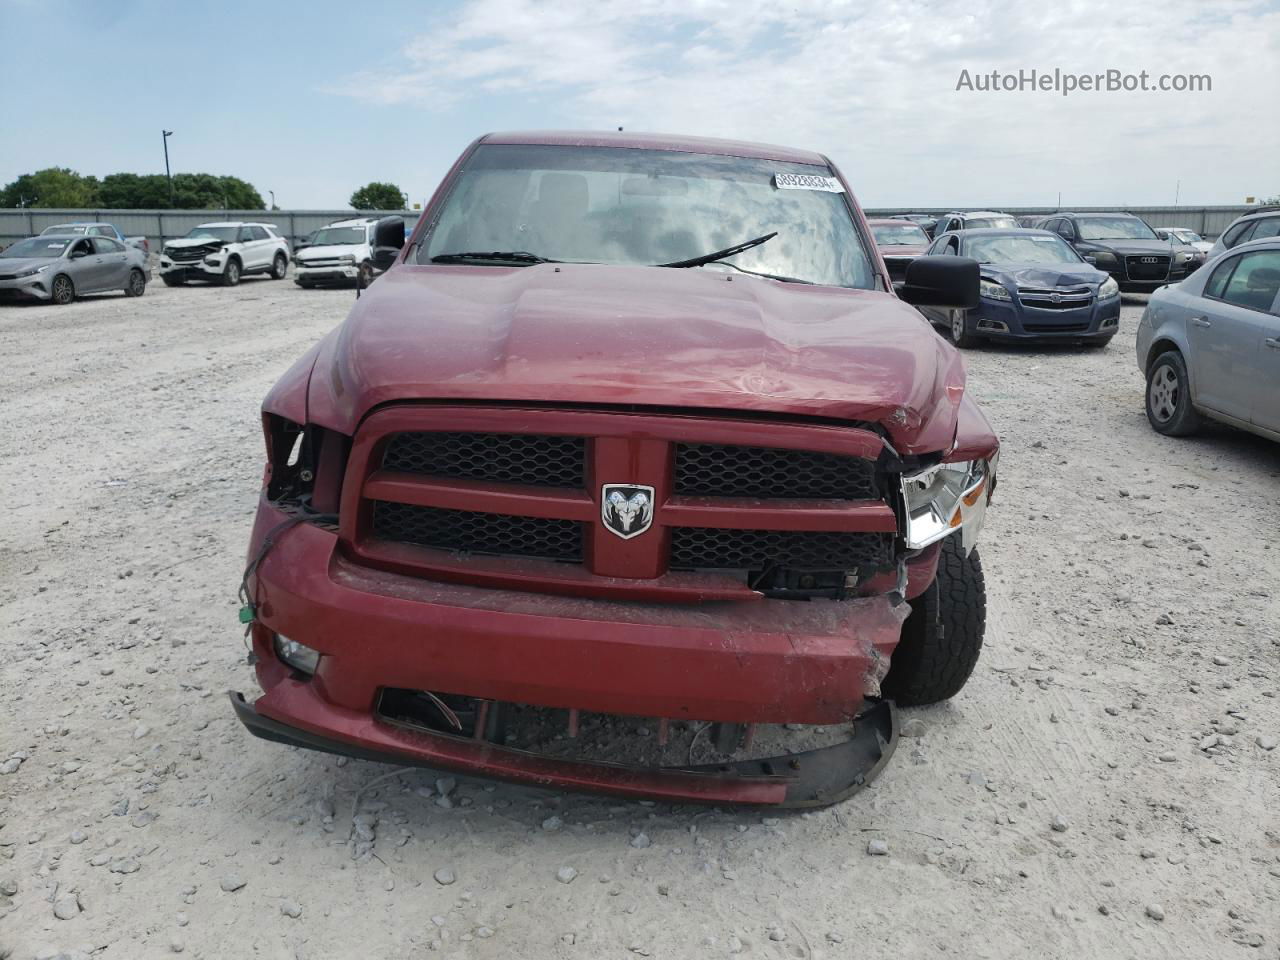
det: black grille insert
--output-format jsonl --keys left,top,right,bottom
{"left": 371, "top": 501, "right": 583, "bottom": 562}
{"left": 1124, "top": 255, "right": 1170, "bottom": 281}
{"left": 674, "top": 443, "right": 878, "bottom": 499}
{"left": 670, "top": 527, "right": 893, "bottom": 571}
{"left": 383, "top": 432, "right": 585, "bottom": 488}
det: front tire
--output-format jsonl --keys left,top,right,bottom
{"left": 221, "top": 258, "right": 241, "bottom": 287}
{"left": 882, "top": 537, "right": 986, "bottom": 706}
{"left": 270, "top": 253, "right": 288, "bottom": 280}
{"left": 1145, "top": 350, "right": 1201, "bottom": 436}
{"left": 949, "top": 310, "right": 979, "bottom": 348}
{"left": 51, "top": 274, "right": 75, "bottom": 305}
{"left": 124, "top": 268, "right": 146, "bottom": 297}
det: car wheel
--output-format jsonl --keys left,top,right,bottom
{"left": 161, "top": 275, "right": 185, "bottom": 287}
{"left": 1146, "top": 349, "right": 1202, "bottom": 436}
{"left": 270, "top": 253, "right": 288, "bottom": 280}
{"left": 124, "top": 268, "right": 146, "bottom": 297}
{"left": 222, "top": 258, "right": 241, "bottom": 287}
{"left": 949, "top": 310, "right": 978, "bottom": 348}
{"left": 51, "top": 274, "right": 75, "bottom": 305}
{"left": 881, "top": 537, "right": 985, "bottom": 706}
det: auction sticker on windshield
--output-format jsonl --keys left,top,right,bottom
{"left": 774, "top": 173, "right": 845, "bottom": 193}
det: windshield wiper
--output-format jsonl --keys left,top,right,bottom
{"left": 713, "top": 259, "right": 814, "bottom": 284}
{"left": 430, "top": 251, "right": 558, "bottom": 265}
{"left": 656, "top": 232, "right": 778, "bottom": 269}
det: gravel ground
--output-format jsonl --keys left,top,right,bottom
{"left": 1, "top": 275, "right": 1278, "bottom": 959}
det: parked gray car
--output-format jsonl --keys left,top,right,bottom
{"left": 0, "top": 234, "right": 150, "bottom": 305}
{"left": 1207, "top": 207, "right": 1280, "bottom": 258}
{"left": 1136, "top": 237, "right": 1280, "bottom": 442}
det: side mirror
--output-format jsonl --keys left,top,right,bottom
{"left": 898, "top": 256, "right": 980, "bottom": 308}
{"left": 370, "top": 216, "right": 406, "bottom": 271}
{"left": 70, "top": 248, "right": 88, "bottom": 259}
{"left": 1083, "top": 255, "right": 1097, "bottom": 265}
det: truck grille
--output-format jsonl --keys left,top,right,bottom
{"left": 1124, "top": 255, "right": 1170, "bottom": 281}
{"left": 351, "top": 409, "right": 897, "bottom": 594}
{"left": 384, "top": 432, "right": 585, "bottom": 488}
{"left": 371, "top": 501, "right": 584, "bottom": 562}
{"left": 674, "top": 444, "right": 879, "bottom": 499}
{"left": 670, "top": 528, "right": 893, "bottom": 571}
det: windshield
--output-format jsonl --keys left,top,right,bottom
{"left": 41, "top": 224, "right": 89, "bottom": 236}
{"left": 967, "top": 216, "right": 1018, "bottom": 230}
{"left": 1172, "top": 229, "right": 1201, "bottom": 242}
{"left": 421, "top": 144, "right": 875, "bottom": 288}
{"left": 1077, "top": 216, "right": 1157, "bottom": 240}
{"left": 965, "top": 234, "right": 1081, "bottom": 264}
{"left": 184, "top": 226, "right": 239, "bottom": 242}
{"left": 308, "top": 226, "right": 367, "bottom": 246}
{"left": 872, "top": 223, "right": 928, "bottom": 245}
{"left": 2, "top": 237, "right": 72, "bottom": 258}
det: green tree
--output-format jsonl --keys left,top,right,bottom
{"left": 99, "top": 173, "right": 171, "bottom": 208}
{"left": 1, "top": 168, "right": 100, "bottom": 208}
{"left": 350, "top": 182, "right": 407, "bottom": 210}
{"left": 171, "top": 173, "right": 264, "bottom": 210}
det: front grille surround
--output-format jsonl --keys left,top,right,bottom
{"left": 1124, "top": 255, "right": 1171, "bottom": 281}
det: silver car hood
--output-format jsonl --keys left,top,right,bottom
{"left": 0, "top": 256, "right": 60, "bottom": 273}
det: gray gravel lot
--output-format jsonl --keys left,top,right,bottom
{"left": 1, "top": 276, "right": 1278, "bottom": 959}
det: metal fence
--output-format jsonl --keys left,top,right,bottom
{"left": 0, "top": 204, "right": 1265, "bottom": 250}
{"left": 0, "top": 209, "right": 418, "bottom": 250}
{"left": 862, "top": 205, "right": 1260, "bottom": 238}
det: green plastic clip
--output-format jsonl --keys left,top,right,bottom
{"left": 238, "top": 604, "right": 255, "bottom": 625}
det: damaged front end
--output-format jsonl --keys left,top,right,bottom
{"left": 231, "top": 399, "right": 996, "bottom": 806}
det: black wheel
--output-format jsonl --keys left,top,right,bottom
{"left": 221, "top": 258, "right": 241, "bottom": 287}
{"left": 270, "top": 253, "right": 288, "bottom": 280}
{"left": 50, "top": 274, "right": 75, "bottom": 305}
{"left": 948, "top": 310, "right": 979, "bottom": 348}
{"left": 882, "top": 537, "right": 986, "bottom": 706}
{"left": 124, "top": 268, "right": 146, "bottom": 297}
{"left": 162, "top": 275, "right": 185, "bottom": 287}
{"left": 1145, "top": 349, "right": 1202, "bottom": 436}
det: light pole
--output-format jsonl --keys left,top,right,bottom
{"left": 269, "top": 189, "right": 276, "bottom": 210}
{"left": 162, "top": 130, "right": 174, "bottom": 205}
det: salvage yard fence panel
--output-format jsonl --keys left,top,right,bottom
{"left": 0, "top": 205, "right": 1265, "bottom": 251}
{"left": 0, "top": 209, "right": 419, "bottom": 250}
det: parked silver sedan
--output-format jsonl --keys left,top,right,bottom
{"left": 0, "top": 234, "right": 150, "bottom": 305}
{"left": 1136, "top": 237, "right": 1280, "bottom": 442}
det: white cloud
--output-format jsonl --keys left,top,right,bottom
{"left": 331, "top": 0, "right": 1280, "bottom": 206}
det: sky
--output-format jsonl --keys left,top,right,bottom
{"left": 1, "top": 0, "right": 1277, "bottom": 210}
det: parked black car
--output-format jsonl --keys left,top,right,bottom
{"left": 1036, "top": 212, "right": 1187, "bottom": 292}
{"left": 915, "top": 228, "right": 1121, "bottom": 348}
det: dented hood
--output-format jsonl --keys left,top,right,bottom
{"left": 301, "top": 263, "right": 970, "bottom": 454}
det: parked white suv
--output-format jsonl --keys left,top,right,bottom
{"left": 294, "top": 217, "right": 390, "bottom": 287}
{"left": 159, "top": 222, "right": 290, "bottom": 287}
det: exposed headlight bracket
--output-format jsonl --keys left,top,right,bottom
{"left": 900, "top": 454, "right": 996, "bottom": 553}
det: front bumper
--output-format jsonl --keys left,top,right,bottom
{"left": 159, "top": 258, "right": 223, "bottom": 280}
{"left": 230, "top": 688, "right": 898, "bottom": 807}
{"left": 231, "top": 498, "right": 927, "bottom": 802}
{"left": 968, "top": 294, "right": 1121, "bottom": 341}
{"left": 0, "top": 273, "right": 52, "bottom": 300}
{"left": 295, "top": 265, "right": 359, "bottom": 283}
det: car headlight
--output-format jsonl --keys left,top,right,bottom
{"left": 979, "top": 278, "right": 1011, "bottom": 301}
{"left": 901, "top": 454, "right": 996, "bottom": 553}
{"left": 16, "top": 264, "right": 50, "bottom": 278}
{"left": 1176, "top": 251, "right": 1194, "bottom": 262}
{"left": 1098, "top": 276, "right": 1119, "bottom": 299}
{"left": 1090, "top": 251, "right": 1118, "bottom": 267}
{"left": 340, "top": 255, "right": 357, "bottom": 265}
{"left": 273, "top": 634, "right": 321, "bottom": 675}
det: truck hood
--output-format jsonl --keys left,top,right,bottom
{"left": 165, "top": 237, "right": 226, "bottom": 250}
{"left": 301, "top": 263, "right": 972, "bottom": 455}
{"left": 1088, "top": 238, "right": 1173, "bottom": 256}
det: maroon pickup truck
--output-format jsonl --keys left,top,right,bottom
{"left": 232, "top": 131, "right": 998, "bottom": 806}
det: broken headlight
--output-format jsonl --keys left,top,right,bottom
{"left": 900, "top": 454, "right": 996, "bottom": 553}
